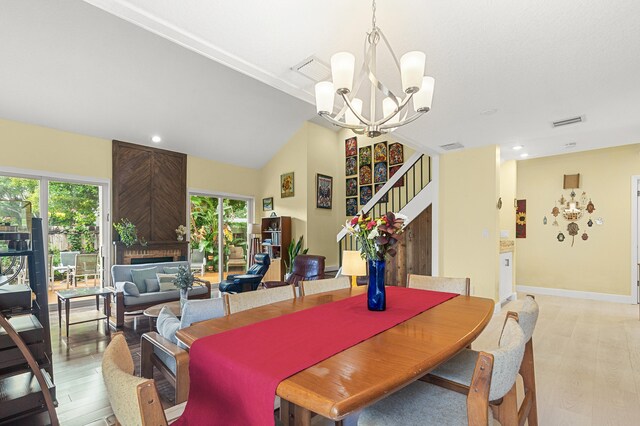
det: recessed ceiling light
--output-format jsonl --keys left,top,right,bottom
{"left": 151, "top": 135, "right": 162, "bottom": 143}
{"left": 512, "top": 145, "right": 524, "bottom": 151}
{"left": 520, "top": 153, "right": 529, "bottom": 158}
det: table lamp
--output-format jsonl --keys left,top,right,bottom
{"left": 247, "top": 223, "right": 262, "bottom": 267}
{"left": 342, "top": 250, "right": 367, "bottom": 287}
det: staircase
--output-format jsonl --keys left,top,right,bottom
{"left": 337, "top": 151, "right": 435, "bottom": 265}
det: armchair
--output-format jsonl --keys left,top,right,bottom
{"left": 141, "top": 298, "right": 226, "bottom": 404}
{"left": 263, "top": 254, "right": 325, "bottom": 290}
{"left": 218, "top": 253, "right": 270, "bottom": 293}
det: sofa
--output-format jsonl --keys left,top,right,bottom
{"left": 109, "top": 261, "right": 211, "bottom": 328}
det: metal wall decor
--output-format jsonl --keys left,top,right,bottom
{"left": 549, "top": 184, "right": 601, "bottom": 247}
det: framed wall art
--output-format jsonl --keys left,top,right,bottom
{"left": 346, "top": 197, "right": 358, "bottom": 216}
{"left": 375, "top": 183, "right": 388, "bottom": 203}
{"left": 280, "top": 172, "right": 295, "bottom": 198}
{"left": 374, "top": 141, "right": 388, "bottom": 163}
{"left": 359, "top": 164, "right": 372, "bottom": 185}
{"left": 374, "top": 162, "right": 388, "bottom": 183}
{"left": 388, "top": 142, "right": 404, "bottom": 165}
{"left": 316, "top": 174, "right": 333, "bottom": 209}
{"left": 345, "top": 156, "right": 357, "bottom": 176}
{"left": 262, "top": 197, "right": 273, "bottom": 211}
{"left": 359, "top": 146, "right": 372, "bottom": 166}
{"left": 360, "top": 185, "right": 373, "bottom": 205}
{"left": 389, "top": 165, "right": 405, "bottom": 187}
{"left": 346, "top": 178, "right": 358, "bottom": 197}
{"left": 345, "top": 137, "right": 357, "bottom": 157}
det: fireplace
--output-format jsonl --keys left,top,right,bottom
{"left": 131, "top": 256, "right": 173, "bottom": 265}
{"left": 113, "top": 241, "right": 189, "bottom": 265}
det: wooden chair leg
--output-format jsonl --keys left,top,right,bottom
{"left": 140, "top": 337, "right": 154, "bottom": 379}
{"left": 519, "top": 339, "right": 538, "bottom": 426}
{"left": 491, "top": 384, "right": 518, "bottom": 426}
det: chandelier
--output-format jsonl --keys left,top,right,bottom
{"left": 314, "top": 0, "right": 435, "bottom": 138}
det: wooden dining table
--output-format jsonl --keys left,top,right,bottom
{"left": 176, "top": 286, "right": 494, "bottom": 425}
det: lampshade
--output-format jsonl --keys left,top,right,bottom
{"left": 382, "top": 97, "right": 399, "bottom": 126}
{"left": 345, "top": 98, "right": 363, "bottom": 125}
{"left": 247, "top": 223, "right": 261, "bottom": 235}
{"left": 400, "top": 51, "right": 426, "bottom": 94}
{"left": 413, "top": 76, "right": 435, "bottom": 112}
{"left": 331, "top": 52, "right": 356, "bottom": 93}
{"left": 315, "top": 81, "right": 335, "bottom": 114}
{"left": 342, "top": 250, "right": 366, "bottom": 276}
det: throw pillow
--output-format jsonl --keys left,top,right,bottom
{"left": 145, "top": 278, "right": 160, "bottom": 293}
{"left": 130, "top": 267, "right": 157, "bottom": 293}
{"left": 156, "top": 306, "right": 180, "bottom": 344}
{"left": 122, "top": 281, "right": 140, "bottom": 297}
{"left": 163, "top": 267, "right": 180, "bottom": 274}
{"left": 157, "top": 273, "right": 178, "bottom": 292}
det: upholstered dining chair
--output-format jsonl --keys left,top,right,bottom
{"left": 406, "top": 274, "right": 471, "bottom": 295}
{"left": 141, "top": 298, "right": 226, "bottom": 404}
{"left": 426, "top": 295, "right": 540, "bottom": 426}
{"left": 225, "top": 284, "right": 296, "bottom": 315}
{"left": 358, "top": 315, "right": 527, "bottom": 426}
{"left": 102, "top": 333, "right": 185, "bottom": 425}
{"left": 300, "top": 276, "right": 351, "bottom": 297}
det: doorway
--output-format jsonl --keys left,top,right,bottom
{"left": 631, "top": 176, "right": 640, "bottom": 305}
{"left": 189, "top": 192, "right": 252, "bottom": 284}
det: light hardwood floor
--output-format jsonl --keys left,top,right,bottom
{"left": 48, "top": 293, "right": 640, "bottom": 425}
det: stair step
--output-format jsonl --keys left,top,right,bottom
{"left": 0, "top": 315, "right": 44, "bottom": 349}
{"left": 0, "top": 368, "right": 56, "bottom": 424}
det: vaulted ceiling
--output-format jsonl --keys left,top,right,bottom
{"left": 1, "top": 1, "right": 639, "bottom": 167}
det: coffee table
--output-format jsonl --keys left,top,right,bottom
{"left": 56, "top": 287, "right": 111, "bottom": 339}
{"left": 143, "top": 300, "right": 181, "bottom": 329}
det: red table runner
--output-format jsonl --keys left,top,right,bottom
{"left": 174, "top": 287, "right": 457, "bottom": 426}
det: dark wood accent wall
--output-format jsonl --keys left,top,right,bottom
{"left": 112, "top": 141, "right": 187, "bottom": 256}
{"left": 385, "top": 205, "right": 432, "bottom": 286}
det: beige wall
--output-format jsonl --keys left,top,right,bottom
{"left": 0, "top": 118, "right": 112, "bottom": 179}
{"left": 500, "top": 160, "right": 517, "bottom": 287}
{"left": 187, "top": 155, "right": 259, "bottom": 199}
{"left": 517, "top": 144, "right": 640, "bottom": 296}
{"left": 440, "top": 145, "right": 500, "bottom": 301}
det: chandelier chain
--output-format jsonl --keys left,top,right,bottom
{"left": 371, "top": 0, "right": 377, "bottom": 29}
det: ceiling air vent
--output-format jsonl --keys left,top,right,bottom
{"left": 552, "top": 116, "right": 584, "bottom": 128}
{"left": 564, "top": 142, "right": 577, "bottom": 149}
{"left": 291, "top": 56, "right": 331, "bottom": 82}
{"left": 439, "top": 142, "right": 465, "bottom": 151}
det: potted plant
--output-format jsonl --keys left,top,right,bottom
{"left": 343, "top": 212, "right": 406, "bottom": 311}
{"left": 113, "top": 218, "right": 138, "bottom": 247}
{"left": 173, "top": 266, "right": 196, "bottom": 307}
{"left": 284, "top": 236, "right": 308, "bottom": 280}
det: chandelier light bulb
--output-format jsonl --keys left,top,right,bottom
{"left": 400, "top": 51, "right": 426, "bottom": 94}
{"left": 331, "top": 52, "right": 356, "bottom": 94}
{"left": 315, "top": 81, "right": 335, "bottom": 114}
{"left": 345, "top": 98, "right": 363, "bottom": 125}
{"left": 413, "top": 76, "right": 435, "bottom": 112}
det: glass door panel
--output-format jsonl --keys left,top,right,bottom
{"left": 48, "top": 181, "right": 101, "bottom": 289}
{"left": 190, "top": 195, "right": 220, "bottom": 282}
{"left": 222, "top": 198, "right": 248, "bottom": 279}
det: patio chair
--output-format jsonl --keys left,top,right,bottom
{"left": 71, "top": 253, "right": 100, "bottom": 287}
{"left": 190, "top": 248, "right": 206, "bottom": 276}
{"left": 226, "top": 245, "right": 246, "bottom": 271}
{"left": 51, "top": 251, "right": 79, "bottom": 289}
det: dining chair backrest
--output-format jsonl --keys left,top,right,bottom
{"left": 300, "top": 276, "right": 351, "bottom": 297}
{"left": 102, "top": 334, "right": 168, "bottom": 426}
{"left": 406, "top": 274, "right": 470, "bottom": 296}
{"left": 59, "top": 251, "right": 80, "bottom": 267}
{"left": 513, "top": 295, "right": 539, "bottom": 343}
{"left": 487, "top": 316, "right": 527, "bottom": 401}
{"left": 225, "top": 284, "right": 296, "bottom": 315}
{"left": 75, "top": 253, "right": 98, "bottom": 275}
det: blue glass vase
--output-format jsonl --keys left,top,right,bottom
{"left": 367, "top": 259, "right": 386, "bottom": 311}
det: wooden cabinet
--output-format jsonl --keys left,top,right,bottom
{"left": 260, "top": 216, "right": 291, "bottom": 281}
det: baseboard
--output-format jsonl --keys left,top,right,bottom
{"left": 516, "top": 285, "right": 634, "bottom": 304}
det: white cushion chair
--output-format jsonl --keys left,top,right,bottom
{"left": 426, "top": 295, "right": 540, "bottom": 425}
{"left": 102, "top": 333, "right": 185, "bottom": 425}
{"left": 358, "top": 315, "right": 527, "bottom": 426}
{"left": 300, "top": 276, "right": 351, "bottom": 297}
{"left": 141, "top": 298, "right": 226, "bottom": 404}
{"left": 406, "top": 274, "right": 470, "bottom": 295}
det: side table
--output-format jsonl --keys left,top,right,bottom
{"left": 56, "top": 287, "right": 111, "bottom": 339}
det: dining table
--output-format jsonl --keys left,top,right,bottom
{"left": 176, "top": 286, "right": 494, "bottom": 425}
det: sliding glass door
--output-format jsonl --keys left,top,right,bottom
{"left": 189, "top": 193, "right": 252, "bottom": 284}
